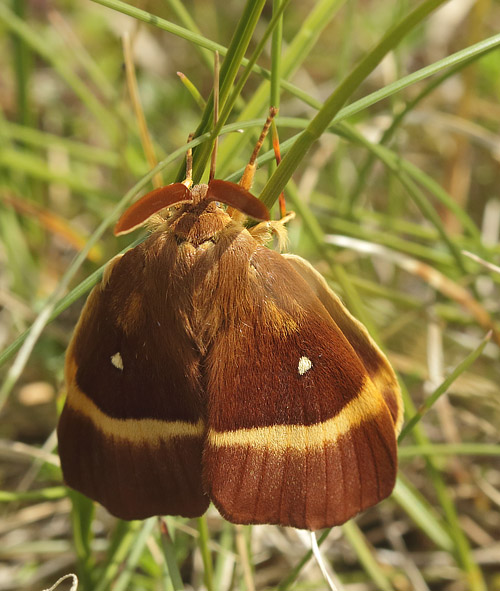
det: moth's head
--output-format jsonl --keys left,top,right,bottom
{"left": 114, "top": 179, "right": 269, "bottom": 237}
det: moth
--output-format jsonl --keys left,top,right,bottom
{"left": 58, "top": 113, "right": 403, "bottom": 530}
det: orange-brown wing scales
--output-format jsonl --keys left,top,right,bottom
{"left": 283, "top": 254, "right": 404, "bottom": 434}
{"left": 203, "top": 247, "right": 399, "bottom": 530}
{"left": 58, "top": 236, "right": 209, "bottom": 520}
{"left": 208, "top": 413, "right": 396, "bottom": 530}
{"left": 58, "top": 404, "right": 206, "bottom": 520}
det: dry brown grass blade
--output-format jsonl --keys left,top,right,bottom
{"left": 326, "top": 235, "right": 500, "bottom": 347}
{"left": 122, "top": 31, "right": 163, "bottom": 188}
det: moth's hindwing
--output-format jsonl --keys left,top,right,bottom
{"left": 203, "top": 247, "right": 401, "bottom": 530}
{"left": 58, "top": 239, "right": 209, "bottom": 520}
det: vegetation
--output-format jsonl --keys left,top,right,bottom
{"left": 1, "top": 0, "right": 499, "bottom": 589}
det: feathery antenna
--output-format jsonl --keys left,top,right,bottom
{"left": 239, "top": 107, "right": 278, "bottom": 191}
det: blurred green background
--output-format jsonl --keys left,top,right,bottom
{"left": 1, "top": 1, "right": 500, "bottom": 590}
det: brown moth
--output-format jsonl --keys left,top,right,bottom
{"left": 58, "top": 113, "right": 403, "bottom": 530}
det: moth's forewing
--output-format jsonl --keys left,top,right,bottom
{"left": 203, "top": 245, "right": 400, "bottom": 530}
{"left": 58, "top": 233, "right": 209, "bottom": 520}
{"left": 114, "top": 183, "right": 192, "bottom": 236}
{"left": 206, "top": 179, "right": 269, "bottom": 221}
{"left": 283, "top": 253, "right": 404, "bottom": 434}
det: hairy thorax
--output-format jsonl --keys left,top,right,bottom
{"left": 146, "top": 190, "right": 260, "bottom": 347}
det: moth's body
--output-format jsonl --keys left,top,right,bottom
{"left": 59, "top": 181, "right": 403, "bottom": 530}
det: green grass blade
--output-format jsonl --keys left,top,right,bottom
{"left": 200, "top": 0, "right": 292, "bottom": 178}
{"left": 393, "top": 476, "right": 454, "bottom": 551}
{"left": 68, "top": 490, "right": 96, "bottom": 590}
{"left": 399, "top": 331, "right": 491, "bottom": 441}
{"left": 162, "top": 0, "right": 213, "bottom": 68}
{"left": 342, "top": 521, "right": 395, "bottom": 591}
{"left": 94, "top": 521, "right": 143, "bottom": 591}
{"left": 401, "top": 390, "right": 487, "bottom": 590}
{"left": 0, "top": 486, "right": 67, "bottom": 502}
{"left": 335, "top": 32, "right": 500, "bottom": 124}
{"left": 189, "top": 0, "right": 268, "bottom": 183}
{"left": 336, "top": 122, "right": 472, "bottom": 271}
{"left": 10, "top": 0, "right": 33, "bottom": 126}
{"left": 197, "top": 516, "right": 214, "bottom": 591}
{"left": 399, "top": 443, "right": 500, "bottom": 458}
{"left": 1, "top": 120, "right": 120, "bottom": 166}
{"left": 258, "top": 0, "right": 450, "bottom": 210}
{"left": 0, "top": 3, "right": 118, "bottom": 138}
{"left": 270, "top": 0, "right": 284, "bottom": 109}
{"left": 347, "top": 45, "right": 500, "bottom": 214}
{"left": 216, "top": 0, "right": 347, "bottom": 175}
{"left": 276, "top": 529, "right": 331, "bottom": 590}
{"left": 159, "top": 518, "right": 185, "bottom": 591}
{"left": 113, "top": 518, "right": 158, "bottom": 591}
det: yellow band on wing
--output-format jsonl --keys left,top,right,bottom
{"left": 370, "top": 366, "right": 404, "bottom": 435}
{"left": 65, "top": 380, "right": 204, "bottom": 444}
{"left": 209, "top": 377, "right": 388, "bottom": 452}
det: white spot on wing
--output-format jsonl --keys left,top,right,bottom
{"left": 111, "top": 352, "right": 124, "bottom": 371}
{"left": 298, "top": 356, "right": 312, "bottom": 375}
